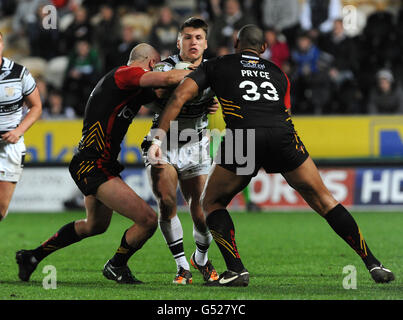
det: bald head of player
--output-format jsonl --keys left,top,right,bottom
{"left": 234, "top": 24, "right": 267, "bottom": 55}
{"left": 127, "top": 43, "right": 161, "bottom": 70}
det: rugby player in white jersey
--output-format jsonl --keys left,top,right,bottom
{"left": 142, "top": 17, "right": 218, "bottom": 284}
{"left": 0, "top": 32, "right": 42, "bottom": 221}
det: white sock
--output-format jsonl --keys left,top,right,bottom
{"left": 159, "top": 215, "right": 189, "bottom": 271}
{"left": 193, "top": 225, "right": 212, "bottom": 266}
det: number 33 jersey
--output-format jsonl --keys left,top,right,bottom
{"left": 188, "top": 52, "right": 291, "bottom": 129}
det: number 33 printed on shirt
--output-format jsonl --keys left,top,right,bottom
{"left": 239, "top": 80, "right": 279, "bottom": 101}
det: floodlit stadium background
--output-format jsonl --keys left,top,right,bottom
{"left": 2, "top": 0, "right": 402, "bottom": 212}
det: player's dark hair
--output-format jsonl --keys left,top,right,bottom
{"left": 180, "top": 17, "right": 208, "bottom": 36}
{"left": 237, "top": 24, "right": 265, "bottom": 52}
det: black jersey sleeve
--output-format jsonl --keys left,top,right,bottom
{"left": 187, "top": 61, "right": 210, "bottom": 92}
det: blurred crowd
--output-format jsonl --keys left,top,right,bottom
{"left": 1, "top": 0, "right": 403, "bottom": 118}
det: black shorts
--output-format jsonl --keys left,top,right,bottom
{"left": 69, "top": 155, "right": 124, "bottom": 196}
{"left": 215, "top": 126, "right": 309, "bottom": 177}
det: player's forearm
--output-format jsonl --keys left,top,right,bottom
{"left": 155, "top": 93, "right": 185, "bottom": 140}
{"left": 165, "top": 69, "right": 191, "bottom": 86}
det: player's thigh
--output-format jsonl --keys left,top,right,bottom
{"left": 96, "top": 177, "right": 157, "bottom": 227}
{"left": 282, "top": 156, "right": 337, "bottom": 215}
{"left": 80, "top": 195, "right": 113, "bottom": 235}
{"left": 147, "top": 164, "right": 178, "bottom": 208}
{"left": 0, "top": 181, "right": 17, "bottom": 218}
{"left": 179, "top": 174, "right": 207, "bottom": 205}
{"left": 202, "top": 164, "right": 251, "bottom": 213}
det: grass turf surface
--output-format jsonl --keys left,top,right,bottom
{"left": 1, "top": 210, "right": 402, "bottom": 300}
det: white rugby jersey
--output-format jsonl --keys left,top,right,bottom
{"left": 147, "top": 54, "right": 215, "bottom": 132}
{"left": 0, "top": 57, "right": 36, "bottom": 132}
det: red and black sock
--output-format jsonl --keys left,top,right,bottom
{"left": 325, "top": 204, "right": 380, "bottom": 269}
{"left": 32, "top": 221, "right": 82, "bottom": 262}
{"left": 206, "top": 209, "right": 245, "bottom": 273}
{"left": 110, "top": 230, "right": 138, "bottom": 267}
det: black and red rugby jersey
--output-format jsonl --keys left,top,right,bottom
{"left": 188, "top": 51, "right": 291, "bottom": 129}
{"left": 75, "top": 66, "right": 155, "bottom": 161}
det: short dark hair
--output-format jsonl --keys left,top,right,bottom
{"left": 180, "top": 17, "right": 208, "bottom": 36}
{"left": 237, "top": 24, "right": 265, "bottom": 51}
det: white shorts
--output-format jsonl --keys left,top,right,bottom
{"left": 0, "top": 137, "right": 26, "bottom": 182}
{"left": 144, "top": 135, "right": 212, "bottom": 180}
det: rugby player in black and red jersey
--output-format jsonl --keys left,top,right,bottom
{"left": 16, "top": 43, "right": 192, "bottom": 284}
{"left": 148, "top": 25, "right": 395, "bottom": 286}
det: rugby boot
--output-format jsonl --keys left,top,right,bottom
{"left": 368, "top": 264, "right": 395, "bottom": 283}
{"left": 16, "top": 250, "right": 39, "bottom": 282}
{"left": 173, "top": 266, "right": 193, "bottom": 284}
{"left": 190, "top": 252, "right": 219, "bottom": 283}
{"left": 205, "top": 269, "right": 249, "bottom": 287}
{"left": 103, "top": 260, "right": 143, "bottom": 284}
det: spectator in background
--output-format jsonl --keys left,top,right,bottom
{"left": 261, "top": 27, "right": 290, "bottom": 70}
{"left": 208, "top": 0, "right": 256, "bottom": 53}
{"left": 368, "top": 69, "right": 403, "bottom": 114}
{"left": 104, "top": 25, "right": 139, "bottom": 72}
{"left": 93, "top": 4, "right": 121, "bottom": 71}
{"left": 27, "top": 2, "right": 61, "bottom": 60}
{"left": 42, "top": 88, "right": 76, "bottom": 119}
{"left": 357, "top": 9, "right": 398, "bottom": 105}
{"left": 11, "top": 0, "right": 47, "bottom": 36}
{"left": 149, "top": 6, "right": 180, "bottom": 59}
{"left": 318, "top": 19, "right": 361, "bottom": 114}
{"left": 291, "top": 32, "right": 320, "bottom": 77}
{"left": 300, "top": 0, "right": 342, "bottom": 40}
{"left": 260, "top": 0, "right": 300, "bottom": 50}
{"left": 61, "top": 5, "right": 92, "bottom": 53}
{"left": 63, "top": 39, "right": 101, "bottom": 116}
{"left": 197, "top": 0, "right": 221, "bottom": 21}
{"left": 291, "top": 31, "right": 331, "bottom": 114}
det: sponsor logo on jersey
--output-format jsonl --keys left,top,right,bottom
{"left": 0, "top": 102, "right": 20, "bottom": 113}
{"left": 240, "top": 60, "right": 265, "bottom": 70}
{"left": 4, "top": 86, "right": 15, "bottom": 97}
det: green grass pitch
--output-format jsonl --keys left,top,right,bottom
{"left": 1, "top": 210, "right": 402, "bottom": 300}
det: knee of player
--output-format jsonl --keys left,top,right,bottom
{"left": 201, "top": 193, "right": 213, "bottom": 214}
{"left": 86, "top": 221, "right": 109, "bottom": 236}
{"left": 157, "top": 193, "right": 177, "bottom": 212}
{"left": 141, "top": 211, "right": 159, "bottom": 231}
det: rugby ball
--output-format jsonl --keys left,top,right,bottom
{"left": 174, "top": 61, "right": 192, "bottom": 70}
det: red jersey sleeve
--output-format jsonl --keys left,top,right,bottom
{"left": 114, "top": 66, "right": 148, "bottom": 90}
{"left": 283, "top": 71, "right": 291, "bottom": 110}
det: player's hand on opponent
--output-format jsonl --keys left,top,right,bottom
{"left": 1, "top": 128, "right": 23, "bottom": 143}
{"left": 208, "top": 97, "right": 219, "bottom": 114}
{"left": 187, "top": 64, "right": 198, "bottom": 70}
{"left": 147, "top": 138, "right": 166, "bottom": 168}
